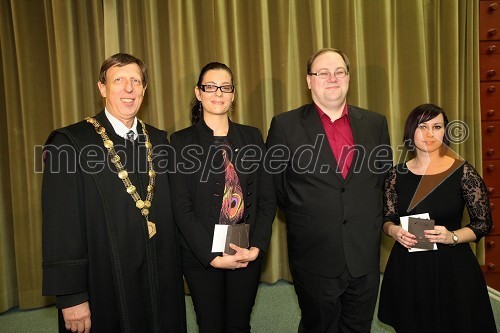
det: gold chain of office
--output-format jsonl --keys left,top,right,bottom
{"left": 86, "top": 117, "right": 157, "bottom": 238}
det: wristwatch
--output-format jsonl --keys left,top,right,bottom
{"left": 450, "top": 231, "right": 459, "bottom": 247}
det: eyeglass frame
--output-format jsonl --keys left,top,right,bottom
{"left": 199, "top": 84, "right": 235, "bottom": 93}
{"left": 308, "top": 68, "right": 349, "bottom": 80}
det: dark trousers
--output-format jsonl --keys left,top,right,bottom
{"left": 184, "top": 257, "right": 263, "bottom": 333}
{"left": 292, "top": 265, "right": 380, "bottom": 333}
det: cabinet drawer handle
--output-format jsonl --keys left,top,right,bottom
{"left": 488, "top": 241, "right": 496, "bottom": 248}
{"left": 488, "top": 164, "right": 495, "bottom": 171}
{"left": 488, "top": 187, "right": 495, "bottom": 194}
{"left": 491, "top": 203, "right": 496, "bottom": 210}
{"left": 487, "top": 125, "right": 496, "bottom": 133}
{"left": 488, "top": 263, "right": 497, "bottom": 271}
{"left": 487, "top": 86, "right": 497, "bottom": 93}
{"left": 487, "top": 148, "right": 496, "bottom": 156}
{"left": 487, "top": 69, "right": 497, "bottom": 77}
{"left": 487, "top": 109, "right": 496, "bottom": 117}
{"left": 488, "top": 45, "right": 497, "bottom": 54}
{"left": 488, "top": 29, "right": 498, "bottom": 37}
{"left": 488, "top": 3, "right": 498, "bottom": 11}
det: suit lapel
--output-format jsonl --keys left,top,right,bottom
{"left": 343, "top": 106, "right": 365, "bottom": 184}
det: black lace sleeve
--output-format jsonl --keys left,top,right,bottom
{"left": 461, "top": 162, "right": 493, "bottom": 241}
{"left": 384, "top": 166, "right": 399, "bottom": 223}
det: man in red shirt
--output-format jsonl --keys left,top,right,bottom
{"left": 267, "top": 48, "right": 392, "bottom": 332}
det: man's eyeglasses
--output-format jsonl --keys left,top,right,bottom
{"left": 199, "top": 84, "right": 235, "bottom": 93}
{"left": 308, "top": 68, "right": 349, "bottom": 80}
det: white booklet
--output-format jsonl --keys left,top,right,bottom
{"left": 211, "top": 224, "right": 250, "bottom": 255}
{"left": 211, "top": 224, "right": 229, "bottom": 253}
{"left": 400, "top": 213, "right": 438, "bottom": 252}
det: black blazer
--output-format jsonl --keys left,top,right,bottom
{"left": 266, "top": 104, "right": 392, "bottom": 278}
{"left": 169, "top": 119, "right": 276, "bottom": 269}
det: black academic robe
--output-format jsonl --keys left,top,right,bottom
{"left": 42, "top": 111, "right": 186, "bottom": 333}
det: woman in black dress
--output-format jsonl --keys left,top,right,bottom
{"left": 169, "top": 62, "right": 276, "bottom": 333}
{"left": 378, "top": 103, "right": 496, "bottom": 332}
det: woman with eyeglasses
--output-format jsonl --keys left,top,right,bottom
{"left": 169, "top": 62, "right": 276, "bottom": 333}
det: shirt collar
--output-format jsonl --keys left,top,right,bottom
{"left": 104, "top": 108, "right": 138, "bottom": 140}
{"left": 315, "top": 103, "right": 349, "bottom": 121}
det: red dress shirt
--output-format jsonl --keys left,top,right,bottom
{"left": 316, "top": 103, "right": 354, "bottom": 179}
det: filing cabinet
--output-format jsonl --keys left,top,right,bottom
{"left": 482, "top": 120, "right": 500, "bottom": 160}
{"left": 483, "top": 235, "right": 500, "bottom": 273}
{"left": 480, "top": 82, "right": 500, "bottom": 121}
{"left": 483, "top": 160, "right": 500, "bottom": 196}
{"left": 480, "top": 55, "right": 500, "bottom": 81}
{"left": 490, "top": 197, "right": 499, "bottom": 232}
{"left": 479, "top": 1, "right": 499, "bottom": 41}
{"left": 480, "top": 1, "right": 500, "bottom": 290}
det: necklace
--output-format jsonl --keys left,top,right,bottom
{"left": 86, "top": 117, "right": 157, "bottom": 238}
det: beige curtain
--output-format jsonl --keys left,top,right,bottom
{"left": 0, "top": 0, "right": 480, "bottom": 312}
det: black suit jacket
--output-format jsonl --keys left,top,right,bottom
{"left": 266, "top": 104, "right": 392, "bottom": 278}
{"left": 169, "top": 119, "right": 277, "bottom": 269}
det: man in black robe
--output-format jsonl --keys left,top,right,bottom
{"left": 42, "top": 53, "right": 186, "bottom": 333}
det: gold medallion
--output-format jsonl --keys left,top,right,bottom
{"left": 104, "top": 140, "right": 114, "bottom": 148}
{"left": 147, "top": 221, "right": 156, "bottom": 238}
{"left": 118, "top": 170, "right": 128, "bottom": 179}
{"left": 126, "top": 185, "right": 136, "bottom": 194}
{"left": 87, "top": 117, "right": 157, "bottom": 241}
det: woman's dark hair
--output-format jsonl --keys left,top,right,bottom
{"left": 99, "top": 53, "right": 148, "bottom": 86}
{"left": 403, "top": 103, "right": 450, "bottom": 151}
{"left": 191, "top": 62, "right": 234, "bottom": 124}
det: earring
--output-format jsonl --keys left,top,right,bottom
{"left": 229, "top": 103, "right": 233, "bottom": 117}
{"left": 198, "top": 101, "right": 203, "bottom": 116}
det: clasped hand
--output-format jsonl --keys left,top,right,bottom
{"left": 210, "top": 244, "right": 260, "bottom": 270}
{"left": 390, "top": 225, "right": 451, "bottom": 249}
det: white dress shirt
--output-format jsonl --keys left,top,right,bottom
{"left": 104, "top": 109, "right": 138, "bottom": 140}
